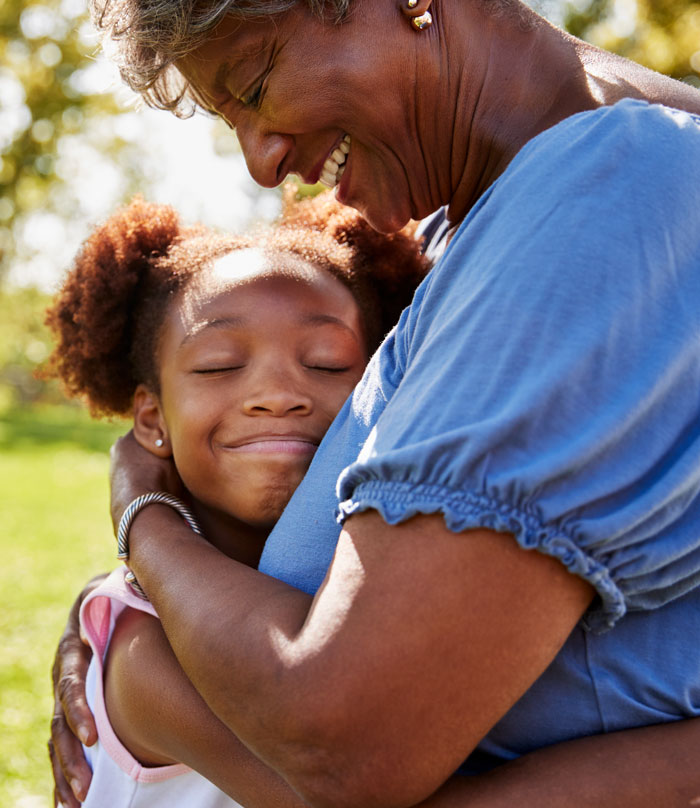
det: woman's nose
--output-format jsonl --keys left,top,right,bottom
{"left": 236, "top": 122, "right": 293, "bottom": 188}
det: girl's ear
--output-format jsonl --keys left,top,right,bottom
{"left": 133, "top": 384, "right": 172, "bottom": 458}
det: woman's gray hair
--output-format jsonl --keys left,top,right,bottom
{"left": 90, "top": 0, "right": 350, "bottom": 115}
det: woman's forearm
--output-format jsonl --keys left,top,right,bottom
{"left": 124, "top": 507, "right": 642, "bottom": 808}
{"left": 109, "top": 606, "right": 700, "bottom": 808}
{"left": 423, "top": 720, "right": 700, "bottom": 808}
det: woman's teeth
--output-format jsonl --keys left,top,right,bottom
{"left": 320, "top": 135, "right": 350, "bottom": 188}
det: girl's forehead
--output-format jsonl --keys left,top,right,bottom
{"left": 204, "top": 248, "right": 320, "bottom": 287}
{"left": 177, "top": 248, "right": 356, "bottom": 326}
{"left": 210, "top": 248, "right": 267, "bottom": 284}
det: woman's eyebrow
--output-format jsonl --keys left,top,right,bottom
{"left": 212, "top": 36, "right": 268, "bottom": 94}
{"left": 213, "top": 63, "right": 232, "bottom": 94}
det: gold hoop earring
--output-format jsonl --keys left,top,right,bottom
{"left": 412, "top": 10, "right": 433, "bottom": 29}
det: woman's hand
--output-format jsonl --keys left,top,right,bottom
{"left": 48, "top": 574, "right": 108, "bottom": 808}
{"left": 109, "top": 430, "right": 184, "bottom": 531}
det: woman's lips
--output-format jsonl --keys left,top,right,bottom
{"left": 224, "top": 437, "right": 318, "bottom": 455}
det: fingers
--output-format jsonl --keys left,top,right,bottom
{"left": 51, "top": 650, "right": 95, "bottom": 804}
{"left": 49, "top": 578, "right": 106, "bottom": 805}
{"left": 53, "top": 626, "right": 97, "bottom": 745}
{"left": 51, "top": 691, "right": 94, "bottom": 803}
{"left": 55, "top": 651, "right": 97, "bottom": 745}
{"left": 48, "top": 733, "right": 87, "bottom": 808}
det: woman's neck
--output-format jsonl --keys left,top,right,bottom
{"left": 437, "top": 0, "right": 700, "bottom": 226}
{"left": 438, "top": 3, "right": 598, "bottom": 225}
{"left": 189, "top": 498, "right": 270, "bottom": 569}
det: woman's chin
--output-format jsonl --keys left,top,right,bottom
{"left": 358, "top": 199, "right": 411, "bottom": 235}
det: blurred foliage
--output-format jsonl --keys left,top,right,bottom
{"left": 0, "top": 0, "right": 138, "bottom": 280}
{"left": 0, "top": 284, "right": 64, "bottom": 409}
{"left": 564, "top": 0, "right": 700, "bottom": 83}
{"left": 0, "top": 406, "right": 124, "bottom": 808}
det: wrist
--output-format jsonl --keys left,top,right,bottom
{"left": 117, "top": 493, "right": 204, "bottom": 600}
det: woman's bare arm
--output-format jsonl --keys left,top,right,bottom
{"left": 101, "top": 433, "right": 700, "bottom": 808}
{"left": 124, "top": 503, "right": 594, "bottom": 808}
{"left": 74, "top": 602, "right": 700, "bottom": 808}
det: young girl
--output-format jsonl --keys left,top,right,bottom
{"left": 44, "top": 192, "right": 428, "bottom": 808}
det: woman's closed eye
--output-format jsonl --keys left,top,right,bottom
{"left": 240, "top": 68, "right": 270, "bottom": 109}
{"left": 242, "top": 81, "right": 263, "bottom": 108}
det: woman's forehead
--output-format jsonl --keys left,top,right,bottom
{"left": 177, "top": 15, "right": 279, "bottom": 98}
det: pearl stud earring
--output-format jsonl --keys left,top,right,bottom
{"left": 155, "top": 438, "right": 164, "bottom": 447}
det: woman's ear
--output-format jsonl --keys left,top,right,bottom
{"left": 399, "top": 0, "right": 433, "bottom": 29}
{"left": 133, "top": 384, "right": 172, "bottom": 458}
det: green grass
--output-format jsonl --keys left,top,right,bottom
{"left": 0, "top": 405, "right": 127, "bottom": 807}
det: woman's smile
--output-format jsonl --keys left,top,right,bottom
{"left": 318, "top": 135, "right": 351, "bottom": 189}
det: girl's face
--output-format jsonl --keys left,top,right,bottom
{"left": 149, "top": 249, "right": 367, "bottom": 529}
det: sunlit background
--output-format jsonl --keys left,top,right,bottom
{"left": 1, "top": 0, "right": 699, "bottom": 805}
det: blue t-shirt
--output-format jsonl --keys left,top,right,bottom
{"left": 259, "top": 100, "right": 700, "bottom": 770}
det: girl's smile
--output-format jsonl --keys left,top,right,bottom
{"left": 220, "top": 435, "right": 318, "bottom": 454}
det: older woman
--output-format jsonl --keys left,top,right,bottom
{"left": 51, "top": 0, "right": 700, "bottom": 806}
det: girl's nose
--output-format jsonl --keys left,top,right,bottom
{"left": 237, "top": 123, "right": 293, "bottom": 188}
{"left": 242, "top": 374, "right": 313, "bottom": 417}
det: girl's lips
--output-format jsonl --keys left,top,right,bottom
{"left": 225, "top": 438, "right": 318, "bottom": 455}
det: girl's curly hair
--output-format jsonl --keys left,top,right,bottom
{"left": 44, "top": 191, "right": 429, "bottom": 417}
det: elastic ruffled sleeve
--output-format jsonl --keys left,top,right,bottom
{"left": 337, "top": 101, "right": 700, "bottom": 632}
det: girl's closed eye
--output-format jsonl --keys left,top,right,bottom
{"left": 193, "top": 365, "right": 244, "bottom": 375}
{"left": 307, "top": 364, "right": 353, "bottom": 374}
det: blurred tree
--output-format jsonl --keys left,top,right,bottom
{"left": 564, "top": 0, "right": 700, "bottom": 84}
{"left": 0, "top": 284, "right": 60, "bottom": 407}
{"left": 0, "top": 0, "right": 138, "bottom": 283}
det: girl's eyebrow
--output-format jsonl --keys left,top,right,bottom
{"left": 301, "top": 313, "right": 360, "bottom": 336}
{"left": 179, "top": 316, "right": 246, "bottom": 346}
{"left": 179, "top": 313, "right": 360, "bottom": 347}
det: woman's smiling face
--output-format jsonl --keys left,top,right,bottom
{"left": 154, "top": 249, "right": 367, "bottom": 529}
{"left": 177, "top": 3, "right": 437, "bottom": 233}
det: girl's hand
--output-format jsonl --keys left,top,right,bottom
{"left": 49, "top": 574, "right": 108, "bottom": 808}
{"left": 109, "top": 430, "right": 184, "bottom": 531}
